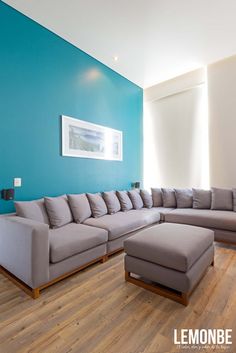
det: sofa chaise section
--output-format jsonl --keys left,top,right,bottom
{"left": 165, "top": 209, "right": 236, "bottom": 243}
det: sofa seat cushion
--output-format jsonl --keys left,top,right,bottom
{"left": 49, "top": 223, "right": 108, "bottom": 263}
{"left": 83, "top": 209, "right": 160, "bottom": 241}
{"left": 165, "top": 208, "right": 236, "bottom": 232}
{"left": 124, "top": 223, "right": 214, "bottom": 272}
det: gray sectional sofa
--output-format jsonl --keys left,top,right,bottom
{"left": 0, "top": 186, "right": 236, "bottom": 298}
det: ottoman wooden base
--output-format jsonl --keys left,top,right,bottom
{"left": 125, "top": 258, "right": 214, "bottom": 306}
{"left": 125, "top": 271, "right": 189, "bottom": 305}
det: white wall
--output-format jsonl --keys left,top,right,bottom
{"left": 144, "top": 68, "right": 209, "bottom": 189}
{"left": 208, "top": 55, "right": 236, "bottom": 188}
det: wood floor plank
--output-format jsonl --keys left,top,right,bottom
{"left": 0, "top": 244, "right": 236, "bottom": 353}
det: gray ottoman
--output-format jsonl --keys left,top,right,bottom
{"left": 124, "top": 223, "right": 214, "bottom": 305}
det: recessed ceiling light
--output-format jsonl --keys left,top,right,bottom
{"left": 113, "top": 56, "right": 118, "bottom": 61}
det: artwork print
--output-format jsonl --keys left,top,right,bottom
{"left": 62, "top": 115, "right": 123, "bottom": 161}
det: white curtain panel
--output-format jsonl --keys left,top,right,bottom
{"left": 144, "top": 82, "right": 209, "bottom": 189}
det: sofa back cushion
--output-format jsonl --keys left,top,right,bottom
{"left": 102, "top": 191, "right": 121, "bottom": 214}
{"left": 116, "top": 191, "right": 133, "bottom": 211}
{"left": 44, "top": 195, "right": 73, "bottom": 228}
{"left": 211, "top": 187, "right": 233, "bottom": 211}
{"left": 175, "top": 188, "right": 193, "bottom": 208}
{"left": 14, "top": 199, "right": 50, "bottom": 225}
{"left": 151, "top": 188, "right": 163, "bottom": 207}
{"left": 67, "top": 194, "right": 92, "bottom": 223}
{"left": 192, "top": 189, "right": 211, "bottom": 209}
{"left": 87, "top": 193, "right": 108, "bottom": 218}
{"left": 140, "top": 190, "right": 153, "bottom": 208}
{"left": 161, "top": 188, "right": 177, "bottom": 208}
{"left": 128, "top": 190, "right": 144, "bottom": 209}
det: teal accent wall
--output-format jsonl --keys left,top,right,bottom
{"left": 0, "top": 2, "right": 143, "bottom": 213}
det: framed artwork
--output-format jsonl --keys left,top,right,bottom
{"left": 61, "top": 115, "right": 123, "bottom": 161}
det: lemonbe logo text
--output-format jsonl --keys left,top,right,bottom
{"left": 174, "top": 329, "right": 232, "bottom": 345}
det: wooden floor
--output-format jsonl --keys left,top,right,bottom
{"left": 1, "top": 244, "right": 236, "bottom": 353}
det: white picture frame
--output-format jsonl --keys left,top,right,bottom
{"left": 61, "top": 115, "right": 123, "bottom": 161}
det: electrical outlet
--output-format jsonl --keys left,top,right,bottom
{"left": 14, "top": 178, "right": 22, "bottom": 187}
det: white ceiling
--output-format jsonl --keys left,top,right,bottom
{"left": 3, "top": 0, "right": 236, "bottom": 88}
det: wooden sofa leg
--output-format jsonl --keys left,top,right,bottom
{"left": 125, "top": 271, "right": 130, "bottom": 281}
{"left": 181, "top": 293, "right": 189, "bottom": 306}
{"left": 32, "top": 288, "right": 40, "bottom": 299}
{"left": 0, "top": 266, "right": 40, "bottom": 299}
{"left": 100, "top": 255, "right": 108, "bottom": 263}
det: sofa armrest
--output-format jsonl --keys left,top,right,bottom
{"left": 0, "top": 216, "right": 49, "bottom": 288}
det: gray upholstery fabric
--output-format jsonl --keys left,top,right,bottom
{"left": 107, "top": 231, "right": 141, "bottom": 254}
{"left": 128, "top": 190, "right": 144, "bottom": 209}
{"left": 44, "top": 195, "right": 73, "bottom": 228}
{"left": 233, "top": 189, "right": 236, "bottom": 212}
{"left": 83, "top": 209, "right": 160, "bottom": 241}
{"left": 49, "top": 244, "right": 106, "bottom": 281}
{"left": 193, "top": 189, "right": 211, "bottom": 209}
{"left": 161, "top": 188, "right": 177, "bottom": 208}
{"left": 102, "top": 191, "right": 121, "bottom": 214}
{"left": 67, "top": 194, "right": 92, "bottom": 223}
{"left": 124, "top": 223, "right": 214, "bottom": 272}
{"left": 151, "top": 188, "right": 163, "bottom": 207}
{"left": 0, "top": 216, "right": 49, "bottom": 288}
{"left": 152, "top": 207, "right": 175, "bottom": 221}
{"left": 165, "top": 208, "right": 236, "bottom": 232}
{"left": 175, "top": 189, "right": 193, "bottom": 208}
{"left": 49, "top": 223, "right": 108, "bottom": 263}
{"left": 14, "top": 199, "right": 50, "bottom": 225}
{"left": 125, "top": 244, "right": 214, "bottom": 293}
{"left": 140, "top": 190, "right": 153, "bottom": 208}
{"left": 86, "top": 193, "right": 108, "bottom": 218}
{"left": 213, "top": 229, "right": 236, "bottom": 243}
{"left": 211, "top": 187, "right": 233, "bottom": 211}
{"left": 116, "top": 191, "right": 133, "bottom": 211}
